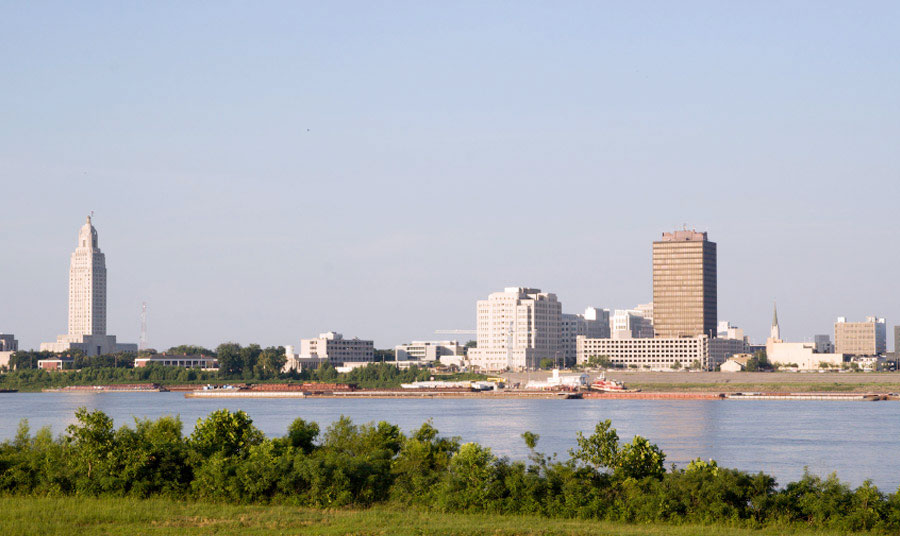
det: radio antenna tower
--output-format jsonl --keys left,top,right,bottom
{"left": 139, "top": 302, "right": 149, "bottom": 351}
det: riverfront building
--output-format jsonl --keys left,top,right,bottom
{"left": 576, "top": 334, "right": 746, "bottom": 370}
{"left": 134, "top": 354, "right": 218, "bottom": 369}
{"left": 394, "top": 340, "right": 466, "bottom": 365}
{"left": 652, "top": 230, "right": 717, "bottom": 338}
{"left": 577, "top": 335, "right": 709, "bottom": 370}
{"left": 834, "top": 316, "right": 886, "bottom": 356}
{"left": 40, "top": 216, "right": 137, "bottom": 356}
{"left": 766, "top": 304, "right": 844, "bottom": 369}
{"left": 468, "top": 287, "right": 562, "bottom": 371}
{"left": 283, "top": 332, "right": 374, "bottom": 371}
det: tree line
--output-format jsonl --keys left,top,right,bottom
{"left": 0, "top": 409, "right": 897, "bottom": 533}
{"left": 0, "top": 343, "right": 460, "bottom": 391}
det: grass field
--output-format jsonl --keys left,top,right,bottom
{"left": 0, "top": 496, "right": 877, "bottom": 536}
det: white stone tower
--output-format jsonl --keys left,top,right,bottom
{"left": 68, "top": 215, "right": 107, "bottom": 336}
{"left": 41, "top": 215, "right": 136, "bottom": 357}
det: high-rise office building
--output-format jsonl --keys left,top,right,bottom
{"left": 652, "top": 230, "right": 717, "bottom": 338}
{"left": 468, "top": 287, "right": 562, "bottom": 371}
{"left": 41, "top": 216, "right": 136, "bottom": 356}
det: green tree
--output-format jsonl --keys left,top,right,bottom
{"left": 587, "top": 355, "right": 612, "bottom": 368}
{"left": 65, "top": 407, "right": 116, "bottom": 481}
{"left": 255, "top": 347, "right": 286, "bottom": 378}
{"left": 215, "top": 343, "right": 243, "bottom": 375}
{"left": 189, "top": 409, "right": 264, "bottom": 459}
{"left": 572, "top": 419, "right": 665, "bottom": 481}
{"left": 240, "top": 344, "right": 262, "bottom": 378}
{"left": 280, "top": 418, "right": 319, "bottom": 453}
{"left": 166, "top": 345, "right": 215, "bottom": 356}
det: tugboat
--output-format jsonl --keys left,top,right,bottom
{"left": 590, "top": 373, "right": 629, "bottom": 392}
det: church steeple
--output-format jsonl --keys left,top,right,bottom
{"left": 770, "top": 301, "right": 781, "bottom": 341}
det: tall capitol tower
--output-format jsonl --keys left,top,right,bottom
{"left": 41, "top": 215, "right": 136, "bottom": 357}
{"left": 68, "top": 215, "right": 107, "bottom": 337}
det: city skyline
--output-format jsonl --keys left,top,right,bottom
{"left": 3, "top": 215, "right": 895, "bottom": 353}
{"left": 2, "top": 3, "right": 898, "bottom": 351}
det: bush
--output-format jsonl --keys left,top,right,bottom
{"left": 0, "top": 408, "right": 899, "bottom": 533}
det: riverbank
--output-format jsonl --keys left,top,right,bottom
{"left": 183, "top": 388, "right": 898, "bottom": 400}
{"left": 0, "top": 496, "right": 877, "bottom": 536}
{"left": 8, "top": 369, "right": 900, "bottom": 396}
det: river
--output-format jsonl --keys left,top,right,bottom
{"left": 1, "top": 393, "right": 897, "bottom": 491}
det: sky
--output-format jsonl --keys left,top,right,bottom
{"left": 2, "top": 1, "right": 899, "bottom": 351}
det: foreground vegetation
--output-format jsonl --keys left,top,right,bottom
{"left": 0, "top": 496, "right": 876, "bottom": 536}
{"left": 2, "top": 409, "right": 899, "bottom": 534}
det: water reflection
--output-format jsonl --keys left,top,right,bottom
{"left": 0, "top": 393, "right": 897, "bottom": 491}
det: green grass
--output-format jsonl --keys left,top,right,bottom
{"left": 0, "top": 496, "right": 875, "bottom": 536}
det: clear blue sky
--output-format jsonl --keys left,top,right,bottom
{"left": 2, "top": 2, "right": 899, "bottom": 351}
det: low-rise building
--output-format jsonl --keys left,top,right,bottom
{"left": 134, "top": 354, "right": 218, "bottom": 369}
{"left": 577, "top": 335, "right": 712, "bottom": 370}
{"left": 709, "top": 336, "right": 749, "bottom": 369}
{"left": 395, "top": 340, "right": 465, "bottom": 363}
{"left": 767, "top": 341, "right": 844, "bottom": 370}
{"left": 37, "top": 357, "right": 75, "bottom": 371}
{"left": 851, "top": 355, "right": 884, "bottom": 372}
{"left": 720, "top": 353, "right": 754, "bottom": 372}
{"left": 41, "top": 335, "right": 137, "bottom": 357}
{"left": 284, "top": 332, "right": 374, "bottom": 371}
{"left": 0, "top": 352, "right": 14, "bottom": 370}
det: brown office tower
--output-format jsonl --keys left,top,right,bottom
{"left": 652, "top": 230, "right": 717, "bottom": 338}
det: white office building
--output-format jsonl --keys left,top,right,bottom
{"left": 40, "top": 215, "right": 137, "bottom": 356}
{"left": 395, "top": 340, "right": 466, "bottom": 366}
{"left": 283, "top": 332, "right": 374, "bottom": 371}
{"left": 577, "top": 335, "right": 712, "bottom": 370}
{"left": 610, "top": 307, "right": 654, "bottom": 339}
{"left": 468, "top": 287, "right": 562, "bottom": 371}
{"left": 561, "top": 307, "right": 610, "bottom": 366}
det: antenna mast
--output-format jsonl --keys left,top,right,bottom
{"left": 139, "top": 302, "right": 148, "bottom": 351}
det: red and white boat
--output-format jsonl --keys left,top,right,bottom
{"left": 590, "top": 374, "right": 628, "bottom": 392}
